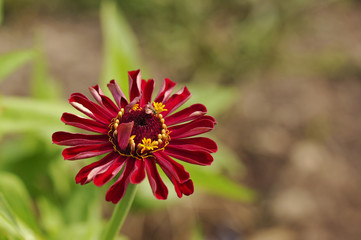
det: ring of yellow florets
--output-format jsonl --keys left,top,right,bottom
{"left": 107, "top": 102, "right": 170, "bottom": 160}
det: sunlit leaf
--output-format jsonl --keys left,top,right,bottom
{"left": 0, "top": 194, "right": 22, "bottom": 238}
{"left": 212, "top": 139, "right": 245, "bottom": 178}
{"left": 0, "top": 49, "right": 34, "bottom": 83}
{"left": 64, "top": 184, "right": 101, "bottom": 224}
{"left": 186, "top": 84, "right": 237, "bottom": 117}
{"left": 100, "top": 0, "right": 141, "bottom": 92}
{"left": 36, "top": 197, "right": 64, "bottom": 237}
{"left": 0, "top": 172, "right": 40, "bottom": 235}
{"left": 185, "top": 164, "right": 256, "bottom": 202}
{"left": 31, "top": 45, "right": 61, "bottom": 100}
{"left": 0, "top": 96, "right": 72, "bottom": 137}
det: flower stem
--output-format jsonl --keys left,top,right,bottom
{"left": 103, "top": 184, "right": 138, "bottom": 240}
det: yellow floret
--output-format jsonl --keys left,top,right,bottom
{"left": 153, "top": 102, "right": 167, "bottom": 114}
{"left": 138, "top": 138, "right": 159, "bottom": 153}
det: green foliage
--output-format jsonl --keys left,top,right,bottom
{"left": 100, "top": 0, "right": 141, "bottom": 92}
{"left": 186, "top": 165, "right": 256, "bottom": 202}
{"left": 0, "top": 97, "right": 71, "bottom": 138}
{"left": 0, "top": 173, "right": 41, "bottom": 239}
{"left": 31, "top": 44, "right": 61, "bottom": 100}
{"left": 0, "top": 49, "right": 34, "bottom": 83}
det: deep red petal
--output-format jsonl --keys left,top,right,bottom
{"left": 52, "top": 131, "right": 109, "bottom": 146}
{"left": 62, "top": 143, "right": 114, "bottom": 160}
{"left": 89, "top": 85, "right": 119, "bottom": 115}
{"left": 125, "top": 96, "right": 141, "bottom": 113}
{"left": 179, "top": 179, "right": 194, "bottom": 196}
{"left": 154, "top": 151, "right": 190, "bottom": 183}
{"left": 105, "top": 159, "right": 135, "bottom": 204}
{"left": 164, "top": 146, "right": 213, "bottom": 166}
{"left": 139, "top": 79, "right": 154, "bottom": 107}
{"left": 165, "top": 104, "right": 207, "bottom": 126}
{"left": 75, "top": 151, "right": 118, "bottom": 185}
{"left": 128, "top": 70, "right": 142, "bottom": 102}
{"left": 162, "top": 87, "right": 191, "bottom": 117}
{"left": 117, "top": 122, "right": 134, "bottom": 151}
{"left": 130, "top": 159, "right": 146, "bottom": 184}
{"left": 159, "top": 165, "right": 194, "bottom": 198}
{"left": 107, "top": 80, "right": 128, "bottom": 108}
{"left": 144, "top": 158, "right": 168, "bottom": 200}
{"left": 93, "top": 156, "right": 127, "bottom": 186}
{"left": 61, "top": 113, "right": 108, "bottom": 133}
{"left": 69, "top": 93, "right": 113, "bottom": 123}
{"left": 168, "top": 117, "right": 215, "bottom": 139}
{"left": 168, "top": 137, "right": 217, "bottom": 153}
{"left": 173, "top": 179, "right": 194, "bottom": 198}
{"left": 154, "top": 78, "right": 176, "bottom": 103}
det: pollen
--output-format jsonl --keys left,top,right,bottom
{"left": 138, "top": 138, "right": 159, "bottom": 153}
{"left": 132, "top": 104, "right": 140, "bottom": 111}
{"left": 153, "top": 102, "right": 167, "bottom": 114}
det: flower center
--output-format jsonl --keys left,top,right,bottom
{"left": 108, "top": 102, "right": 170, "bottom": 159}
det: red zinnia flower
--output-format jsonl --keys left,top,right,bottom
{"left": 52, "top": 70, "right": 217, "bottom": 203}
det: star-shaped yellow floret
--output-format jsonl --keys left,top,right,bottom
{"left": 138, "top": 138, "right": 158, "bottom": 153}
{"left": 132, "top": 104, "right": 140, "bottom": 111}
{"left": 153, "top": 102, "right": 167, "bottom": 114}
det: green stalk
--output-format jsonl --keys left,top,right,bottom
{"left": 102, "top": 184, "right": 138, "bottom": 240}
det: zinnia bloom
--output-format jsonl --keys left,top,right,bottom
{"left": 52, "top": 70, "right": 217, "bottom": 203}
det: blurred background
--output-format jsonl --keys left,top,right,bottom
{"left": 1, "top": 0, "right": 361, "bottom": 239}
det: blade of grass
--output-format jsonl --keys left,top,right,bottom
{"left": 100, "top": 0, "right": 141, "bottom": 92}
{"left": 0, "top": 49, "right": 34, "bottom": 83}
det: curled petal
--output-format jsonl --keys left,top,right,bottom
{"left": 125, "top": 96, "right": 141, "bottom": 113}
{"left": 164, "top": 146, "right": 213, "bottom": 166}
{"left": 130, "top": 159, "right": 146, "bottom": 184}
{"left": 89, "top": 85, "right": 119, "bottom": 115}
{"left": 165, "top": 104, "right": 207, "bottom": 126}
{"left": 154, "top": 151, "right": 190, "bottom": 183}
{"left": 154, "top": 78, "right": 176, "bottom": 103}
{"left": 173, "top": 179, "right": 194, "bottom": 198}
{"left": 69, "top": 93, "right": 113, "bottom": 123}
{"left": 168, "top": 137, "right": 217, "bottom": 153}
{"left": 106, "top": 159, "right": 135, "bottom": 204}
{"left": 129, "top": 70, "right": 142, "bottom": 102}
{"left": 61, "top": 113, "right": 108, "bottom": 133}
{"left": 62, "top": 143, "right": 114, "bottom": 160}
{"left": 139, "top": 79, "right": 154, "bottom": 107}
{"left": 75, "top": 151, "right": 118, "bottom": 185}
{"left": 93, "top": 156, "right": 127, "bottom": 186}
{"left": 52, "top": 131, "right": 109, "bottom": 146}
{"left": 144, "top": 158, "right": 168, "bottom": 200}
{"left": 117, "top": 122, "right": 134, "bottom": 151}
{"left": 157, "top": 160, "right": 194, "bottom": 198}
{"left": 107, "top": 80, "right": 128, "bottom": 108}
{"left": 162, "top": 87, "right": 191, "bottom": 117}
{"left": 168, "top": 116, "right": 215, "bottom": 139}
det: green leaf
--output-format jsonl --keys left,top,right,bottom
{"left": 0, "top": 96, "right": 72, "bottom": 137}
{"left": 0, "top": 49, "right": 34, "bottom": 83}
{"left": 185, "top": 164, "right": 256, "bottom": 202}
{"left": 0, "top": 194, "right": 22, "bottom": 238}
{"left": 31, "top": 43, "right": 61, "bottom": 100}
{"left": 212, "top": 139, "right": 246, "bottom": 178}
{"left": 36, "top": 197, "right": 64, "bottom": 237}
{"left": 186, "top": 83, "right": 237, "bottom": 117}
{"left": 100, "top": 0, "right": 141, "bottom": 92}
{"left": 0, "top": 172, "right": 40, "bottom": 235}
